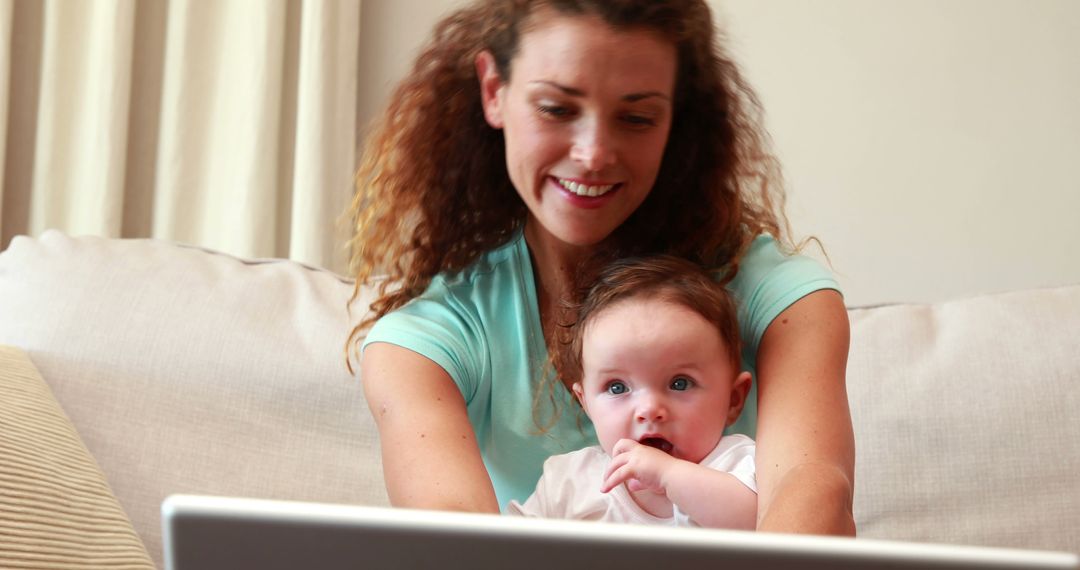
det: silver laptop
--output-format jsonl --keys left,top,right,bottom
{"left": 161, "top": 494, "right": 1078, "bottom": 570}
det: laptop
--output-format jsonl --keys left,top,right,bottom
{"left": 161, "top": 494, "right": 1078, "bottom": 570}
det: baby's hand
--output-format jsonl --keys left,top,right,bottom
{"left": 601, "top": 439, "right": 679, "bottom": 494}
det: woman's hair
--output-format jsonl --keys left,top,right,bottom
{"left": 541, "top": 255, "right": 742, "bottom": 426}
{"left": 346, "top": 0, "right": 786, "bottom": 369}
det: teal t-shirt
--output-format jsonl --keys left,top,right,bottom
{"left": 362, "top": 231, "right": 839, "bottom": 508}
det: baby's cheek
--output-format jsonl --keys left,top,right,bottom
{"left": 592, "top": 421, "right": 622, "bottom": 455}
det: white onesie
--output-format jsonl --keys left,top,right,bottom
{"left": 505, "top": 434, "right": 756, "bottom": 526}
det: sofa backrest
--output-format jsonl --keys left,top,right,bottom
{"left": 1, "top": 231, "right": 1077, "bottom": 565}
{"left": 846, "top": 284, "right": 1080, "bottom": 552}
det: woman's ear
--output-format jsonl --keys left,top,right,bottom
{"left": 476, "top": 50, "right": 506, "bottom": 129}
{"left": 725, "top": 371, "right": 753, "bottom": 427}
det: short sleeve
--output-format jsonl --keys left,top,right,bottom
{"left": 709, "top": 435, "right": 757, "bottom": 493}
{"left": 726, "top": 236, "right": 841, "bottom": 362}
{"left": 361, "top": 284, "right": 486, "bottom": 403}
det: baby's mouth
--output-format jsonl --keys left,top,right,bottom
{"left": 639, "top": 437, "right": 674, "bottom": 455}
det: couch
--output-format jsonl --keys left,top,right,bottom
{"left": 0, "top": 230, "right": 1077, "bottom": 568}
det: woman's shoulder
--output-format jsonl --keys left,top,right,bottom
{"left": 409, "top": 230, "right": 525, "bottom": 293}
{"left": 366, "top": 231, "right": 532, "bottom": 344}
{"left": 724, "top": 234, "right": 841, "bottom": 349}
{"left": 726, "top": 235, "right": 837, "bottom": 294}
{"left": 362, "top": 234, "right": 531, "bottom": 398}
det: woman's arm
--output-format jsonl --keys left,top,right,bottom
{"left": 361, "top": 342, "right": 500, "bottom": 513}
{"left": 753, "top": 289, "right": 856, "bottom": 535}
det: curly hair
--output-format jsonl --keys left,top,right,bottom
{"left": 346, "top": 0, "right": 787, "bottom": 370}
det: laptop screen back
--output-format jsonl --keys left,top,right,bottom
{"left": 161, "top": 495, "right": 1078, "bottom": 570}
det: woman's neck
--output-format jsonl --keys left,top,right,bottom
{"left": 523, "top": 222, "right": 591, "bottom": 305}
{"left": 523, "top": 222, "right": 592, "bottom": 340}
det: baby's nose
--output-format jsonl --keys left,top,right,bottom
{"left": 635, "top": 398, "right": 667, "bottom": 423}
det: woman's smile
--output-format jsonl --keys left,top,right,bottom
{"left": 549, "top": 176, "right": 622, "bottom": 209}
{"left": 553, "top": 176, "right": 619, "bottom": 198}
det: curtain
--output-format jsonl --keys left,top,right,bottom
{"left": 0, "top": 0, "right": 361, "bottom": 275}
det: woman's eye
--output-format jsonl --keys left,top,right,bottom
{"left": 606, "top": 381, "right": 628, "bottom": 395}
{"left": 670, "top": 377, "right": 693, "bottom": 391}
{"left": 622, "top": 114, "right": 657, "bottom": 127}
{"left": 537, "top": 104, "right": 573, "bottom": 119}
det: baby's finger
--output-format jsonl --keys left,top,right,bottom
{"left": 601, "top": 463, "right": 634, "bottom": 493}
{"left": 610, "top": 438, "right": 638, "bottom": 456}
{"left": 602, "top": 453, "right": 629, "bottom": 482}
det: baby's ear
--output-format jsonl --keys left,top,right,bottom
{"left": 725, "top": 372, "right": 753, "bottom": 427}
{"left": 571, "top": 382, "right": 587, "bottom": 411}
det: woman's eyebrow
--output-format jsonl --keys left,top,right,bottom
{"left": 529, "top": 80, "right": 585, "bottom": 96}
{"left": 528, "top": 80, "right": 670, "bottom": 102}
{"left": 623, "top": 91, "right": 669, "bottom": 103}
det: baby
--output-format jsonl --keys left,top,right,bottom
{"left": 507, "top": 255, "right": 756, "bottom": 529}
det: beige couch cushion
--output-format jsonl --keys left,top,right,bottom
{"left": 0, "top": 345, "right": 154, "bottom": 569}
{"left": 0, "top": 231, "right": 387, "bottom": 569}
{"left": 847, "top": 284, "right": 1080, "bottom": 553}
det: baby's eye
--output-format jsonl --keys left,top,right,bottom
{"left": 670, "top": 377, "right": 693, "bottom": 391}
{"left": 606, "top": 381, "right": 628, "bottom": 395}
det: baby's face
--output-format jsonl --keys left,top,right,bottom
{"left": 573, "top": 298, "right": 750, "bottom": 464}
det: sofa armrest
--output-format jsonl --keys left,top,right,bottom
{"left": 0, "top": 345, "right": 154, "bottom": 569}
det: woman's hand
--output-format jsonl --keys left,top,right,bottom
{"left": 361, "top": 342, "right": 500, "bottom": 513}
{"left": 754, "top": 289, "right": 856, "bottom": 535}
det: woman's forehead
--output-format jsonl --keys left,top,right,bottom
{"left": 511, "top": 12, "right": 677, "bottom": 96}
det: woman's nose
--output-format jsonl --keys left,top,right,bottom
{"left": 570, "top": 120, "right": 616, "bottom": 172}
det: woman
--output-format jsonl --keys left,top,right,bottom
{"left": 347, "top": 0, "right": 854, "bottom": 535}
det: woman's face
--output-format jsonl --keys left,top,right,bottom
{"left": 479, "top": 13, "right": 677, "bottom": 250}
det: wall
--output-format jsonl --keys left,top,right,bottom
{"left": 357, "top": 0, "right": 1080, "bottom": 306}
{"left": 721, "top": 0, "right": 1080, "bottom": 306}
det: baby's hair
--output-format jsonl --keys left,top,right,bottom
{"left": 552, "top": 255, "right": 743, "bottom": 394}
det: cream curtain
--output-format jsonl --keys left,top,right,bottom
{"left": 0, "top": 0, "right": 360, "bottom": 274}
